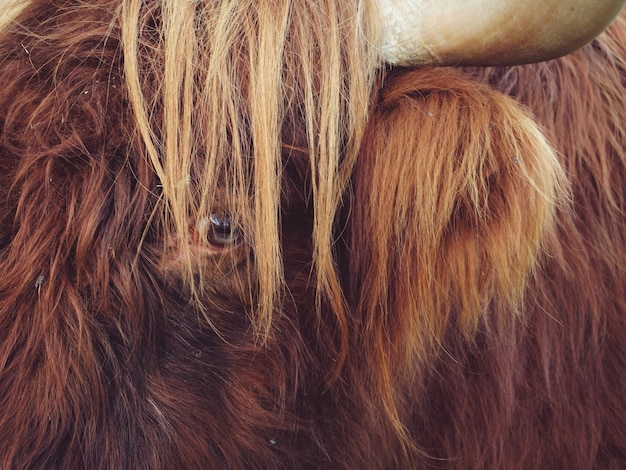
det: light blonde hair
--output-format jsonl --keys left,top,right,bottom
{"left": 117, "top": 0, "right": 378, "bottom": 340}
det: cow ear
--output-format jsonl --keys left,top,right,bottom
{"left": 348, "top": 68, "right": 568, "bottom": 347}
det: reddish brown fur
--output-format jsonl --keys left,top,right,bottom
{"left": 1, "top": 2, "right": 626, "bottom": 469}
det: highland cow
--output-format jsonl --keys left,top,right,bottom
{"left": 1, "top": 0, "right": 625, "bottom": 468}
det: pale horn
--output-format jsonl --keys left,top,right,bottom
{"left": 0, "top": 0, "right": 30, "bottom": 31}
{"left": 377, "top": 0, "right": 626, "bottom": 65}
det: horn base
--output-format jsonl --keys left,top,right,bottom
{"left": 378, "top": 0, "right": 626, "bottom": 66}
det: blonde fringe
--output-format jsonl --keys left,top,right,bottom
{"left": 116, "top": 0, "right": 379, "bottom": 340}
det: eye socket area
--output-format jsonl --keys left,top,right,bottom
{"left": 196, "top": 211, "right": 244, "bottom": 250}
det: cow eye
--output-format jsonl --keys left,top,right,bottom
{"left": 205, "top": 212, "right": 243, "bottom": 248}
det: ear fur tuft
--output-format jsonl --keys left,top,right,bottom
{"left": 350, "top": 67, "right": 568, "bottom": 352}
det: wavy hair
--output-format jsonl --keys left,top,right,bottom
{"left": 1, "top": 0, "right": 625, "bottom": 468}
{"left": 0, "top": 0, "right": 378, "bottom": 338}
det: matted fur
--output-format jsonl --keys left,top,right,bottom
{"left": 0, "top": 0, "right": 625, "bottom": 468}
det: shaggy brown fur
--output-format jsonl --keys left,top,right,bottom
{"left": 1, "top": 0, "right": 625, "bottom": 468}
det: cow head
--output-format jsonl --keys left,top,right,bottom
{"left": 0, "top": 0, "right": 624, "bottom": 466}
